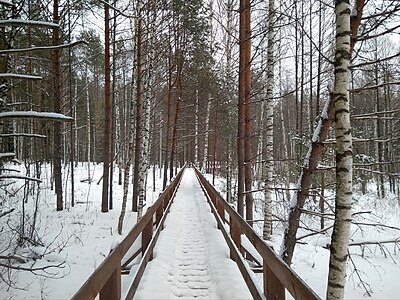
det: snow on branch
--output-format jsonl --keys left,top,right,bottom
{"left": 0, "top": 152, "right": 15, "bottom": 159}
{"left": 0, "top": 0, "right": 12, "bottom": 6}
{"left": 0, "top": 40, "right": 88, "bottom": 55}
{"left": 0, "top": 111, "right": 73, "bottom": 122}
{"left": 0, "top": 133, "right": 47, "bottom": 138}
{"left": 0, "top": 174, "right": 42, "bottom": 183}
{"left": 0, "top": 73, "right": 42, "bottom": 80}
{"left": 0, "top": 19, "right": 59, "bottom": 29}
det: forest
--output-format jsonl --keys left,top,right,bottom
{"left": 1, "top": 0, "right": 400, "bottom": 299}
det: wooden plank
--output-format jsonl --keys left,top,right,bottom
{"left": 204, "top": 188, "right": 265, "bottom": 300}
{"left": 193, "top": 168, "right": 321, "bottom": 300}
{"left": 99, "top": 264, "right": 121, "bottom": 300}
{"left": 142, "top": 217, "right": 153, "bottom": 259}
{"left": 264, "top": 259, "right": 285, "bottom": 300}
{"left": 72, "top": 167, "right": 185, "bottom": 300}
{"left": 124, "top": 188, "right": 177, "bottom": 299}
{"left": 156, "top": 198, "right": 164, "bottom": 226}
{"left": 230, "top": 215, "right": 241, "bottom": 260}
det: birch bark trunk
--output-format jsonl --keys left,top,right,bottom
{"left": 194, "top": 89, "right": 199, "bottom": 166}
{"left": 137, "top": 1, "right": 156, "bottom": 220}
{"left": 326, "top": 0, "right": 353, "bottom": 298}
{"left": 132, "top": 0, "right": 142, "bottom": 212}
{"left": 203, "top": 95, "right": 211, "bottom": 172}
{"left": 262, "top": 0, "right": 274, "bottom": 240}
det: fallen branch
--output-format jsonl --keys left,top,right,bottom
{"left": 0, "top": 174, "right": 42, "bottom": 182}
{"left": 0, "top": 208, "right": 15, "bottom": 218}
{"left": 0, "top": 255, "right": 27, "bottom": 263}
{"left": 349, "top": 237, "right": 400, "bottom": 247}
{"left": 348, "top": 252, "right": 372, "bottom": 297}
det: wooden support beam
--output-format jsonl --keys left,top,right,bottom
{"left": 264, "top": 259, "right": 285, "bottom": 300}
{"left": 99, "top": 265, "right": 121, "bottom": 300}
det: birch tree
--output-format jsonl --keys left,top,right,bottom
{"left": 137, "top": 0, "right": 157, "bottom": 220}
{"left": 326, "top": 0, "right": 357, "bottom": 297}
{"left": 262, "top": 0, "right": 274, "bottom": 240}
{"left": 203, "top": 95, "right": 211, "bottom": 172}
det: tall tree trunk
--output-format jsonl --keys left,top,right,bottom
{"left": 169, "top": 53, "right": 183, "bottom": 181}
{"left": 132, "top": 3, "right": 142, "bottom": 211}
{"left": 109, "top": 5, "right": 117, "bottom": 210}
{"left": 67, "top": 0, "right": 74, "bottom": 207}
{"left": 52, "top": 0, "right": 63, "bottom": 211}
{"left": 242, "top": 0, "right": 253, "bottom": 224}
{"left": 225, "top": 0, "right": 234, "bottom": 204}
{"left": 194, "top": 89, "right": 199, "bottom": 166}
{"left": 163, "top": 42, "right": 173, "bottom": 190}
{"left": 262, "top": 0, "right": 274, "bottom": 240}
{"left": 118, "top": 83, "right": 135, "bottom": 234}
{"left": 326, "top": 0, "right": 354, "bottom": 297}
{"left": 101, "top": 1, "right": 111, "bottom": 213}
{"left": 203, "top": 94, "right": 211, "bottom": 172}
{"left": 138, "top": 1, "right": 156, "bottom": 220}
{"left": 237, "top": 0, "right": 246, "bottom": 217}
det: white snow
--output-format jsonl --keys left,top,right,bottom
{"left": 0, "top": 73, "right": 42, "bottom": 80}
{"left": 0, "top": 111, "right": 73, "bottom": 121}
{"left": 2, "top": 164, "right": 399, "bottom": 299}
{"left": 0, "top": 163, "right": 163, "bottom": 299}
{"left": 134, "top": 168, "right": 252, "bottom": 299}
{"left": 0, "top": 19, "right": 59, "bottom": 28}
{"left": 0, "top": 152, "right": 15, "bottom": 158}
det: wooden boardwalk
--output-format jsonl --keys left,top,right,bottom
{"left": 72, "top": 166, "right": 321, "bottom": 300}
{"left": 134, "top": 168, "right": 252, "bottom": 299}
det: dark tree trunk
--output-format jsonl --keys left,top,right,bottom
{"left": 101, "top": 2, "right": 111, "bottom": 213}
{"left": 239, "top": 0, "right": 253, "bottom": 222}
{"left": 52, "top": 0, "right": 63, "bottom": 211}
{"left": 132, "top": 13, "right": 142, "bottom": 211}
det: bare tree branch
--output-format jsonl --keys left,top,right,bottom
{"left": 0, "top": 40, "right": 88, "bottom": 55}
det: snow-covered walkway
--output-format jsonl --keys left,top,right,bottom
{"left": 134, "top": 168, "right": 252, "bottom": 299}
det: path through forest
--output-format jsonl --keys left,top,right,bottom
{"left": 133, "top": 168, "right": 252, "bottom": 299}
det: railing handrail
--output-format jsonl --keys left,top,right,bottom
{"left": 193, "top": 167, "right": 322, "bottom": 300}
{"left": 71, "top": 166, "right": 186, "bottom": 300}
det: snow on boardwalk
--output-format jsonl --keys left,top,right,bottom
{"left": 134, "top": 168, "right": 252, "bottom": 299}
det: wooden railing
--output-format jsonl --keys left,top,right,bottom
{"left": 71, "top": 167, "right": 185, "bottom": 300}
{"left": 193, "top": 168, "right": 322, "bottom": 300}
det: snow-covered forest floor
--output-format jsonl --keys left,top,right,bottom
{"left": 209, "top": 174, "right": 400, "bottom": 299}
{"left": 1, "top": 163, "right": 400, "bottom": 299}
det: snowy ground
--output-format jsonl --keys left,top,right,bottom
{"left": 1, "top": 163, "right": 400, "bottom": 299}
{"left": 210, "top": 174, "right": 400, "bottom": 299}
{"left": 0, "top": 163, "right": 164, "bottom": 299}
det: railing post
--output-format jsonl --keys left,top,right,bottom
{"left": 156, "top": 199, "right": 163, "bottom": 227}
{"left": 216, "top": 197, "right": 225, "bottom": 223}
{"left": 230, "top": 216, "right": 241, "bottom": 260}
{"left": 263, "top": 259, "right": 285, "bottom": 300}
{"left": 99, "top": 264, "right": 121, "bottom": 300}
{"left": 142, "top": 216, "right": 153, "bottom": 260}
